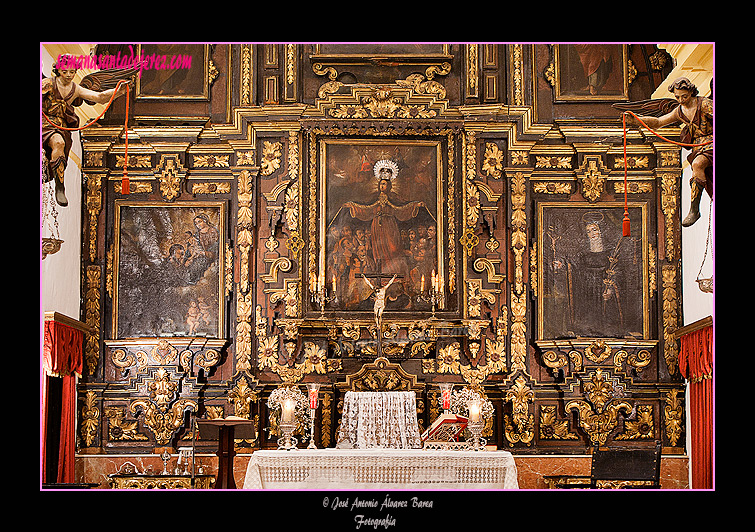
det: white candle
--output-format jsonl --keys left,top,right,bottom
{"left": 281, "top": 398, "right": 296, "bottom": 424}
{"left": 468, "top": 401, "right": 481, "bottom": 423}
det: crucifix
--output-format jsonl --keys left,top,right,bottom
{"left": 361, "top": 264, "right": 402, "bottom": 358}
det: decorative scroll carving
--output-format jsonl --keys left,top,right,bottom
{"left": 504, "top": 375, "right": 535, "bottom": 446}
{"left": 576, "top": 155, "right": 609, "bottom": 202}
{"left": 80, "top": 390, "right": 100, "bottom": 447}
{"left": 662, "top": 265, "right": 680, "bottom": 374}
{"left": 565, "top": 369, "right": 633, "bottom": 445}
{"left": 337, "top": 357, "right": 423, "bottom": 393}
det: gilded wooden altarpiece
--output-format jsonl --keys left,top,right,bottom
{"left": 75, "top": 44, "right": 686, "bottom": 464}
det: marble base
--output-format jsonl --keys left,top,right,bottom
{"left": 72, "top": 452, "right": 688, "bottom": 489}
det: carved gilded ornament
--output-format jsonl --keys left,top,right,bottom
{"left": 193, "top": 154, "right": 230, "bottom": 168}
{"left": 504, "top": 375, "right": 535, "bottom": 446}
{"left": 615, "top": 404, "right": 655, "bottom": 440}
{"left": 85, "top": 172, "right": 102, "bottom": 263}
{"left": 106, "top": 406, "right": 148, "bottom": 441}
{"left": 535, "top": 155, "right": 572, "bottom": 169}
{"left": 84, "top": 266, "right": 101, "bottom": 376}
{"left": 577, "top": 156, "right": 609, "bottom": 203}
{"left": 228, "top": 376, "right": 260, "bottom": 419}
{"left": 533, "top": 182, "right": 572, "bottom": 195}
{"left": 539, "top": 405, "right": 578, "bottom": 440}
{"left": 660, "top": 173, "right": 678, "bottom": 261}
{"left": 154, "top": 155, "right": 186, "bottom": 202}
{"left": 437, "top": 342, "right": 461, "bottom": 374}
{"left": 80, "top": 390, "right": 100, "bottom": 447}
{"left": 130, "top": 398, "right": 197, "bottom": 446}
{"left": 260, "top": 141, "right": 282, "bottom": 176}
{"left": 663, "top": 388, "right": 684, "bottom": 447}
{"left": 565, "top": 369, "right": 633, "bottom": 445}
{"left": 481, "top": 143, "right": 504, "bottom": 179}
{"left": 662, "top": 265, "right": 680, "bottom": 374}
{"left": 614, "top": 181, "right": 653, "bottom": 195}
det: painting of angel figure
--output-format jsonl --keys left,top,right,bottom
{"left": 554, "top": 44, "right": 628, "bottom": 101}
{"left": 113, "top": 202, "right": 225, "bottom": 338}
{"left": 320, "top": 140, "right": 443, "bottom": 312}
{"left": 537, "top": 203, "right": 648, "bottom": 340}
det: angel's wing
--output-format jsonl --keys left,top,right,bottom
{"left": 612, "top": 98, "right": 679, "bottom": 117}
{"left": 74, "top": 66, "right": 140, "bottom": 106}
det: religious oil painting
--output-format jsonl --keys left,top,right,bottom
{"left": 537, "top": 203, "right": 648, "bottom": 340}
{"left": 113, "top": 201, "right": 225, "bottom": 338}
{"left": 554, "top": 44, "right": 629, "bottom": 101}
{"left": 318, "top": 139, "right": 444, "bottom": 313}
{"left": 136, "top": 43, "right": 209, "bottom": 99}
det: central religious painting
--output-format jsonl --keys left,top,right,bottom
{"left": 318, "top": 139, "right": 444, "bottom": 313}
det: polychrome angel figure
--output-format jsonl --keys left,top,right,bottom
{"left": 614, "top": 77, "right": 712, "bottom": 227}
{"left": 42, "top": 54, "right": 136, "bottom": 206}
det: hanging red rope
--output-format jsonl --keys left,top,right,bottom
{"left": 42, "top": 79, "right": 131, "bottom": 194}
{"left": 621, "top": 110, "right": 713, "bottom": 237}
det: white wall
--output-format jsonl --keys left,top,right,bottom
{"left": 680, "top": 161, "right": 714, "bottom": 325}
{"left": 41, "top": 47, "right": 82, "bottom": 320}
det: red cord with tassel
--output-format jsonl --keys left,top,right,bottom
{"left": 620, "top": 110, "right": 712, "bottom": 237}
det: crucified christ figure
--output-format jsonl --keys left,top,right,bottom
{"left": 361, "top": 273, "right": 397, "bottom": 329}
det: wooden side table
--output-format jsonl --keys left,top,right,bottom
{"left": 198, "top": 418, "right": 254, "bottom": 489}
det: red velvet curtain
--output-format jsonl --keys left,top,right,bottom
{"left": 42, "top": 320, "right": 83, "bottom": 484}
{"left": 678, "top": 324, "right": 713, "bottom": 489}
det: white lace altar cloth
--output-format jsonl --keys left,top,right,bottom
{"left": 336, "top": 391, "right": 422, "bottom": 449}
{"left": 242, "top": 449, "right": 519, "bottom": 489}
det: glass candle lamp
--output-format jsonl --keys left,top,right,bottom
{"left": 306, "top": 383, "right": 321, "bottom": 449}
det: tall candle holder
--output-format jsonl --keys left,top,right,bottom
{"left": 160, "top": 450, "right": 171, "bottom": 475}
{"left": 306, "top": 383, "right": 321, "bottom": 449}
{"left": 311, "top": 274, "right": 335, "bottom": 319}
{"left": 277, "top": 398, "right": 299, "bottom": 450}
{"left": 417, "top": 271, "right": 441, "bottom": 318}
{"left": 466, "top": 398, "right": 486, "bottom": 451}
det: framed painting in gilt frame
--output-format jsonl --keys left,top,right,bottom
{"left": 553, "top": 44, "right": 629, "bottom": 102}
{"left": 112, "top": 201, "right": 226, "bottom": 338}
{"left": 135, "top": 43, "right": 209, "bottom": 100}
{"left": 317, "top": 139, "right": 445, "bottom": 313}
{"left": 537, "top": 202, "right": 648, "bottom": 340}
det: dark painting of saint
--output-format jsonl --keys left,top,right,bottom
{"left": 539, "top": 205, "right": 647, "bottom": 339}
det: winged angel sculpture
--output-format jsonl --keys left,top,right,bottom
{"left": 42, "top": 54, "right": 137, "bottom": 206}
{"left": 613, "top": 77, "right": 712, "bottom": 227}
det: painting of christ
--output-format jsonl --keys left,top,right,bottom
{"left": 320, "top": 140, "right": 443, "bottom": 312}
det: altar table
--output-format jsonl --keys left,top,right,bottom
{"left": 242, "top": 449, "right": 519, "bottom": 489}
